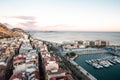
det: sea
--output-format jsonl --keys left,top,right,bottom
{"left": 29, "top": 31, "right": 120, "bottom": 80}
{"left": 29, "top": 31, "right": 120, "bottom": 45}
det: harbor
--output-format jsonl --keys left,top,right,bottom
{"left": 75, "top": 53, "right": 120, "bottom": 80}
{"left": 85, "top": 56, "right": 120, "bottom": 69}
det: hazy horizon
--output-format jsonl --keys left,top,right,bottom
{"left": 27, "top": 30, "right": 120, "bottom": 32}
{"left": 0, "top": 0, "right": 120, "bottom": 31}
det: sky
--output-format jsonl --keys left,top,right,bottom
{"left": 0, "top": 0, "right": 120, "bottom": 31}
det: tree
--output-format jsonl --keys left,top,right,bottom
{"left": 69, "top": 52, "right": 76, "bottom": 58}
{"left": 65, "top": 52, "right": 76, "bottom": 58}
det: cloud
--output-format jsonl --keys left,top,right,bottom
{"left": 2, "top": 21, "right": 39, "bottom": 30}
{"left": 15, "top": 21, "right": 40, "bottom": 30}
{"left": 2, "top": 16, "right": 36, "bottom": 20}
{"left": 41, "top": 24, "right": 75, "bottom": 31}
{"left": 19, "top": 21, "right": 37, "bottom": 27}
{"left": 1, "top": 16, "right": 40, "bottom": 30}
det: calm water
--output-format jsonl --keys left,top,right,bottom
{"left": 29, "top": 31, "right": 120, "bottom": 45}
{"left": 75, "top": 54, "right": 120, "bottom": 80}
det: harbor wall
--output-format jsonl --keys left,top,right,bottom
{"left": 69, "top": 60, "right": 97, "bottom": 80}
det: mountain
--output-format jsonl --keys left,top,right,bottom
{"left": 0, "top": 23, "right": 25, "bottom": 39}
{"left": 11, "top": 28, "right": 25, "bottom": 33}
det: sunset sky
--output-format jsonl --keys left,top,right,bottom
{"left": 0, "top": 0, "right": 120, "bottom": 31}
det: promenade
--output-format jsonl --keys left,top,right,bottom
{"left": 70, "top": 60, "right": 97, "bottom": 80}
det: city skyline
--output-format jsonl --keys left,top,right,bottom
{"left": 0, "top": 0, "right": 120, "bottom": 31}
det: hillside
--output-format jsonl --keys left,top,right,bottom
{"left": 0, "top": 23, "right": 24, "bottom": 39}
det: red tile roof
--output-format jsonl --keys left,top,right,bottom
{"left": 9, "top": 73, "right": 25, "bottom": 80}
{"left": 50, "top": 75, "right": 73, "bottom": 80}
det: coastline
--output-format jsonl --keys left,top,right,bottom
{"left": 69, "top": 59, "right": 97, "bottom": 80}
{"left": 68, "top": 54, "right": 97, "bottom": 80}
{"left": 70, "top": 54, "right": 78, "bottom": 61}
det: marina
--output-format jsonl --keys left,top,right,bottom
{"left": 85, "top": 56, "right": 120, "bottom": 69}
{"left": 75, "top": 53, "right": 120, "bottom": 80}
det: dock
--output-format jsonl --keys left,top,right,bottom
{"left": 86, "top": 56, "right": 120, "bottom": 69}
